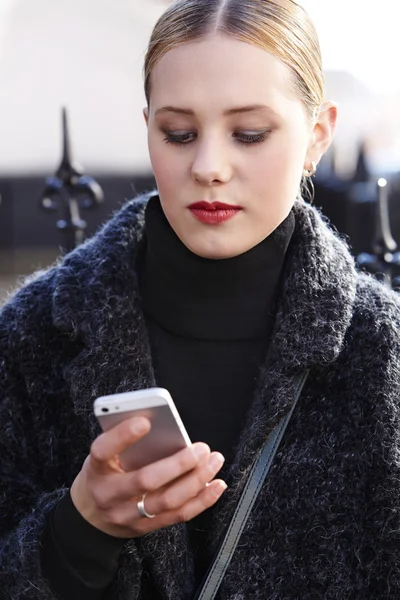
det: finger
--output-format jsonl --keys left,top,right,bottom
{"left": 90, "top": 476, "right": 227, "bottom": 538}
{"left": 90, "top": 417, "right": 151, "bottom": 472}
{"left": 128, "top": 442, "right": 211, "bottom": 496}
{"left": 91, "top": 441, "right": 212, "bottom": 508}
{"left": 135, "top": 480, "right": 228, "bottom": 533}
{"left": 149, "top": 452, "right": 225, "bottom": 515}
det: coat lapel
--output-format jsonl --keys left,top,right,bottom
{"left": 52, "top": 194, "right": 357, "bottom": 599}
{"left": 52, "top": 194, "right": 154, "bottom": 431}
{"left": 196, "top": 200, "right": 358, "bottom": 584}
{"left": 229, "top": 198, "right": 356, "bottom": 467}
{"left": 52, "top": 193, "right": 195, "bottom": 598}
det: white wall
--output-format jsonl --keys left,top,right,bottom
{"left": 301, "top": 0, "right": 400, "bottom": 96}
{"left": 0, "top": 0, "right": 166, "bottom": 174}
{"left": 0, "top": 0, "right": 399, "bottom": 175}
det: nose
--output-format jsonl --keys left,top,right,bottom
{"left": 191, "top": 137, "right": 232, "bottom": 186}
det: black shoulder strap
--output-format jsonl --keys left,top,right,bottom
{"left": 194, "top": 370, "right": 309, "bottom": 600}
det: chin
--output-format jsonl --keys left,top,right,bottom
{"left": 184, "top": 237, "right": 248, "bottom": 260}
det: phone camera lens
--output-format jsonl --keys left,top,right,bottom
{"left": 101, "top": 407, "right": 109, "bottom": 413}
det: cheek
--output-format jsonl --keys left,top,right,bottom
{"left": 148, "top": 140, "right": 187, "bottom": 198}
{"left": 247, "top": 134, "right": 306, "bottom": 193}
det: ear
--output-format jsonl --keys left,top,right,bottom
{"left": 304, "top": 101, "right": 338, "bottom": 169}
{"left": 143, "top": 107, "right": 149, "bottom": 127}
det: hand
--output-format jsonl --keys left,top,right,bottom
{"left": 70, "top": 416, "right": 227, "bottom": 538}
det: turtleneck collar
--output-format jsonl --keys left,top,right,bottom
{"left": 138, "top": 196, "right": 295, "bottom": 341}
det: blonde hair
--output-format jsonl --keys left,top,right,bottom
{"left": 144, "top": 0, "right": 325, "bottom": 122}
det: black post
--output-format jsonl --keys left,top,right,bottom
{"left": 353, "top": 142, "right": 370, "bottom": 184}
{"left": 356, "top": 178, "right": 400, "bottom": 288}
{"left": 40, "top": 107, "right": 104, "bottom": 253}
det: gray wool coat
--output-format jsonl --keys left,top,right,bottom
{"left": 2, "top": 193, "right": 400, "bottom": 600}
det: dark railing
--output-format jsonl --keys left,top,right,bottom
{"left": 2, "top": 122, "right": 400, "bottom": 292}
{"left": 39, "top": 108, "right": 104, "bottom": 252}
{"left": 356, "top": 178, "right": 400, "bottom": 289}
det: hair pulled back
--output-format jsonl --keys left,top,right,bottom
{"left": 144, "top": 0, "right": 324, "bottom": 122}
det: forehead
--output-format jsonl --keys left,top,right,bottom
{"left": 149, "top": 34, "right": 303, "bottom": 118}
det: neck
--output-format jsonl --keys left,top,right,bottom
{"left": 138, "top": 196, "right": 295, "bottom": 341}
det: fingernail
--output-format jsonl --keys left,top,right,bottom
{"left": 214, "top": 481, "right": 228, "bottom": 496}
{"left": 208, "top": 453, "right": 225, "bottom": 471}
{"left": 193, "top": 443, "right": 210, "bottom": 461}
{"left": 133, "top": 418, "right": 149, "bottom": 434}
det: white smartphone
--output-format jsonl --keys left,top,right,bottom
{"left": 94, "top": 387, "right": 192, "bottom": 471}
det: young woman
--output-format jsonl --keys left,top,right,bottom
{"left": 1, "top": 1, "right": 400, "bottom": 598}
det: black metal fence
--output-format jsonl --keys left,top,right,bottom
{"left": 1, "top": 110, "right": 400, "bottom": 290}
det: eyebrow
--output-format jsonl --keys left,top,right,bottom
{"left": 154, "top": 105, "right": 278, "bottom": 117}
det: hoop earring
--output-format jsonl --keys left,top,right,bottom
{"left": 303, "top": 161, "right": 317, "bottom": 178}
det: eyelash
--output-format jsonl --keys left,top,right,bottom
{"left": 162, "top": 131, "right": 272, "bottom": 146}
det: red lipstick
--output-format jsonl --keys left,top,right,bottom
{"left": 188, "top": 201, "right": 242, "bottom": 225}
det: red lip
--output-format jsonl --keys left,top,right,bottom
{"left": 188, "top": 201, "right": 241, "bottom": 210}
{"left": 188, "top": 201, "right": 242, "bottom": 225}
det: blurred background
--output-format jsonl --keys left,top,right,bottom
{"left": 1, "top": 0, "right": 399, "bottom": 301}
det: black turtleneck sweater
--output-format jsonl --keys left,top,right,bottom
{"left": 139, "top": 197, "right": 294, "bottom": 461}
{"left": 42, "top": 196, "right": 295, "bottom": 599}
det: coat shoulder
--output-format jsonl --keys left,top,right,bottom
{"left": 0, "top": 192, "right": 151, "bottom": 345}
{"left": 345, "top": 272, "right": 400, "bottom": 370}
{"left": 354, "top": 272, "right": 400, "bottom": 329}
{"left": 0, "top": 266, "right": 58, "bottom": 344}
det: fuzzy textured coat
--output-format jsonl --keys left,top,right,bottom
{"left": 2, "top": 193, "right": 400, "bottom": 600}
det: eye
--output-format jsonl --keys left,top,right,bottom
{"left": 163, "top": 131, "right": 197, "bottom": 145}
{"left": 161, "top": 129, "right": 272, "bottom": 146}
{"left": 234, "top": 130, "right": 272, "bottom": 145}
